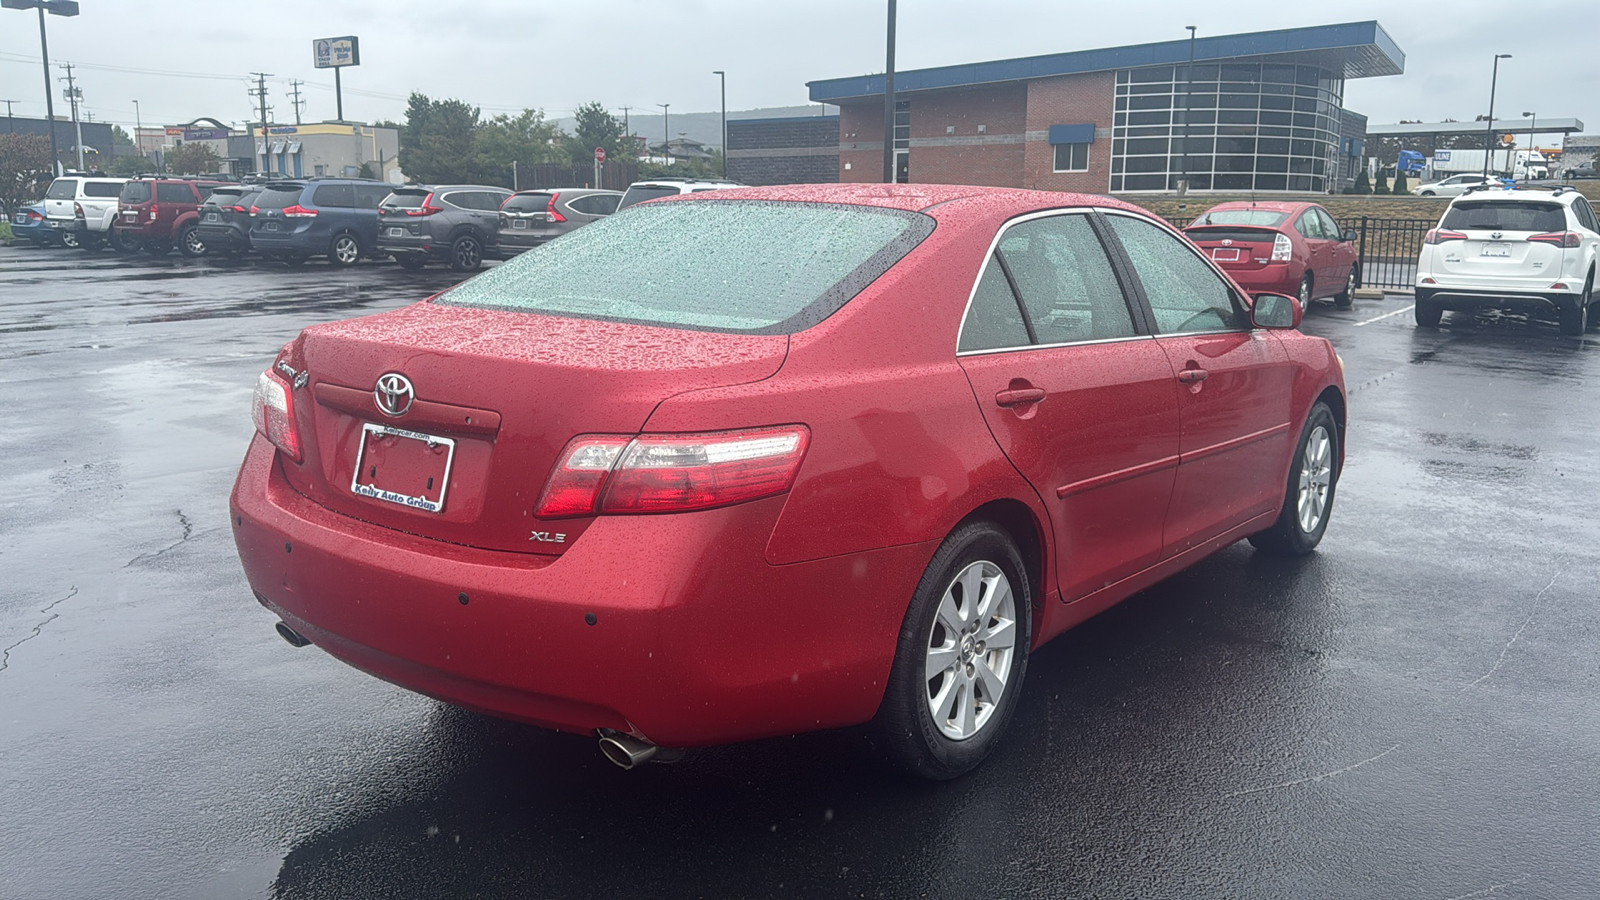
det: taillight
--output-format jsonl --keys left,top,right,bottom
{"left": 1528, "top": 231, "right": 1581, "bottom": 248}
{"left": 547, "top": 193, "right": 566, "bottom": 223}
{"left": 1270, "top": 233, "right": 1292, "bottom": 261}
{"left": 28, "top": 210, "right": 43, "bottom": 222}
{"left": 228, "top": 205, "right": 248, "bottom": 213}
{"left": 74, "top": 202, "right": 85, "bottom": 219}
{"left": 149, "top": 203, "right": 160, "bottom": 221}
{"left": 405, "top": 192, "right": 444, "bottom": 216}
{"left": 249, "top": 205, "right": 259, "bottom": 216}
{"left": 534, "top": 426, "right": 810, "bottom": 518}
{"left": 250, "top": 370, "right": 302, "bottom": 463}
{"left": 281, "top": 204, "right": 318, "bottom": 218}
{"left": 1425, "top": 229, "right": 1468, "bottom": 245}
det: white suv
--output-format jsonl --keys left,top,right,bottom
{"left": 615, "top": 178, "right": 742, "bottom": 211}
{"left": 42, "top": 174, "right": 129, "bottom": 250}
{"left": 1415, "top": 186, "right": 1600, "bottom": 335}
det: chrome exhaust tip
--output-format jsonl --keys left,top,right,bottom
{"left": 598, "top": 731, "right": 659, "bottom": 769}
{"left": 275, "top": 621, "right": 312, "bottom": 648}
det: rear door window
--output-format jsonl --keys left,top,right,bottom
{"left": 1441, "top": 201, "right": 1566, "bottom": 232}
{"left": 995, "top": 214, "right": 1137, "bottom": 345}
{"left": 1106, "top": 214, "right": 1244, "bottom": 334}
{"left": 1316, "top": 209, "right": 1342, "bottom": 239}
{"left": 1294, "top": 211, "right": 1325, "bottom": 240}
{"left": 312, "top": 184, "right": 356, "bottom": 208}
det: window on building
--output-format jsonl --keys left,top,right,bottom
{"left": 893, "top": 100, "right": 910, "bottom": 184}
{"left": 1053, "top": 142, "right": 1090, "bottom": 173}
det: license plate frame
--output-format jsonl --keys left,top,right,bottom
{"left": 1211, "top": 247, "right": 1242, "bottom": 262}
{"left": 263, "top": 221, "right": 280, "bottom": 232}
{"left": 205, "top": 212, "right": 220, "bottom": 222}
{"left": 511, "top": 219, "right": 527, "bottom": 229}
{"left": 1480, "top": 242, "right": 1511, "bottom": 258}
{"left": 387, "top": 226, "right": 404, "bottom": 237}
{"left": 349, "top": 423, "right": 456, "bottom": 513}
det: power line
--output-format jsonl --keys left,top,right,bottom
{"left": 0, "top": 51, "right": 247, "bottom": 82}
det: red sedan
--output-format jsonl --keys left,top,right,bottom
{"left": 1184, "top": 201, "right": 1360, "bottom": 309}
{"left": 231, "top": 184, "right": 1346, "bottom": 779}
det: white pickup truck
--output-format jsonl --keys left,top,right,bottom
{"left": 42, "top": 175, "right": 127, "bottom": 250}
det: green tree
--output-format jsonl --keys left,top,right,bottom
{"left": 1392, "top": 167, "right": 1409, "bottom": 194}
{"left": 398, "top": 92, "right": 482, "bottom": 184}
{"left": 1351, "top": 167, "right": 1372, "bottom": 194}
{"left": 167, "top": 142, "right": 222, "bottom": 175}
{"left": 474, "top": 109, "right": 567, "bottom": 187}
{"left": 109, "top": 154, "right": 155, "bottom": 176}
{"left": 1374, "top": 169, "right": 1391, "bottom": 195}
{"left": 0, "top": 132, "right": 53, "bottom": 217}
{"left": 568, "top": 101, "right": 629, "bottom": 165}
{"left": 111, "top": 125, "right": 134, "bottom": 147}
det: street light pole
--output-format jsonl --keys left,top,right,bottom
{"left": 1181, "top": 25, "right": 1197, "bottom": 192}
{"left": 712, "top": 70, "right": 726, "bottom": 178}
{"left": 657, "top": 103, "right": 670, "bottom": 165}
{"left": 883, "top": 0, "right": 897, "bottom": 183}
{"left": 1522, "top": 111, "right": 1536, "bottom": 179}
{"left": 1483, "top": 53, "right": 1511, "bottom": 178}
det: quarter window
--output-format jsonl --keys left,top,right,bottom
{"left": 1106, "top": 214, "right": 1243, "bottom": 334}
{"left": 958, "top": 258, "right": 1032, "bottom": 352}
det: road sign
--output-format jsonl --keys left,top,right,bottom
{"left": 594, "top": 147, "right": 606, "bottom": 162}
{"left": 313, "top": 36, "right": 360, "bottom": 69}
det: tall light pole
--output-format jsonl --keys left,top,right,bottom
{"left": 882, "top": 0, "right": 897, "bottom": 183}
{"left": 3, "top": 0, "right": 81, "bottom": 177}
{"left": 1180, "top": 25, "right": 1197, "bottom": 193}
{"left": 1522, "top": 110, "right": 1536, "bottom": 179}
{"left": 657, "top": 103, "right": 670, "bottom": 165}
{"left": 132, "top": 99, "right": 141, "bottom": 154}
{"left": 1482, "top": 53, "right": 1511, "bottom": 178}
{"left": 712, "top": 70, "right": 726, "bottom": 178}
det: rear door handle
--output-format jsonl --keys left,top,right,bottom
{"left": 995, "top": 388, "right": 1046, "bottom": 407}
{"left": 1177, "top": 368, "right": 1209, "bottom": 384}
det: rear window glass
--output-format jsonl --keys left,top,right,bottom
{"left": 503, "top": 193, "right": 553, "bottom": 213}
{"left": 121, "top": 182, "right": 153, "bottom": 203}
{"left": 1442, "top": 201, "right": 1566, "bottom": 233}
{"left": 204, "top": 188, "right": 247, "bottom": 206}
{"left": 439, "top": 200, "right": 935, "bottom": 334}
{"left": 255, "top": 187, "right": 304, "bottom": 210}
{"left": 617, "top": 185, "right": 681, "bottom": 209}
{"left": 1190, "top": 209, "right": 1289, "bottom": 227}
{"left": 46, "top": 179, "right": 79, "bottom": 200}
{"left": 382, "top": 190, "right": 430, "bottom": 209}
{"left": 1183, "top": 226, "right": 1279, "bottom": 243}
{"left": 83, "top": 182, "right": 123, "bottom": 198}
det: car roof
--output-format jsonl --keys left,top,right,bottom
{"left": 649, "top": 182, "right": 1153, "bottom": 219}
{"left": 511, "top": 187, "right": 620, "bottom": 195}
{"left": 1196, "top": 200, "right": 1310, "bottom": 214}
{"left": 1450, "top": 187, "right": 1579, "bottom": 203}
{"left": 403, "top": 184, "right": 512, "bottom": 192}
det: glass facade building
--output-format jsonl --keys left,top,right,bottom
{"left": 1111, "top": 62, "right": 1345, "bottom": 193}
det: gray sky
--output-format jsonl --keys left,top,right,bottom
{"left": 2, "top": 0, "right": 1593, "bottom": 144}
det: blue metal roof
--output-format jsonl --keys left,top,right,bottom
{"left": 807, "top": 21, "right": 1404, "bottom": 103}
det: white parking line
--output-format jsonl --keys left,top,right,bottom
{"left": 1354, "top": 304, "right": 1416, "bottom": 327}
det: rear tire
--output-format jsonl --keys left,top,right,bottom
{"left": 110, "top": 229, "right": 139, "bottom": 254}
{"left": 79, "top": 231, "right": 104, "bottom": 251}
{"left": 449, "top": 234, "right": 483, "bottom": 272}
{"left": 1334, "top": 265, "right": 1357, "bottom": 309}
{"left": 1558, "top": 297, "right": 1588, "bottom": 336}
{"left": 875, "top": 521, "right": 1031, "bottom": 780}
{"left": 1298, "top": 272, "right": 1314, "bottom": 307}
{"left": 60, "top": 230, "right": 80, "bottom": 250}
{"left": 1249, "top": 402, "right": 1339, "bottom": 557}
{"left": 328, "top": 233, "right": 362, "bottom": 267}
{"left": 1414, "top": 295, "right": 1443, "bottom": 327}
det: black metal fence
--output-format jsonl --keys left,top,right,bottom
{"left": 1164, "top": 213, "right": 1436, "bottom": 292}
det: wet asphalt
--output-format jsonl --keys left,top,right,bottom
{"left": 1, "top": 242, "right": 1596, "bottom": 900}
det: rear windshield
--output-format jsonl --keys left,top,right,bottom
{"left": 83, "top": 182, "right": 122, "bottom": 198}
{"left": 254, "top": 187, "right": 304, "bottom": 210}
{"left": 439, "top": 200, "right": 935, "bottom": 334}
{"left": 502, "top": 193, "right": 553, "bottom": 213}
{"left": 1442, "top": 201, "right": 1566, "bottom": 233}
{"left": 45, "top": 179, "right": 79, "bottom": 200}
{"left": 381, "top": 190, "right": 430, "bottom": 209}
{"left": 617, "top": 185, "right": 681, "bottom": 209}
{"left": 204, "top": 188, "right": 247, "bottom": 206}
{"left": 1190, "top": 209, "right": 1289, "bottom": 227}
{"left": 121, "top": 182, "right": 153, "bottom": 203}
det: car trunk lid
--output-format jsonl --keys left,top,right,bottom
{"left": 1183, "top": 225, "right": 1282, "bottom": 271}
{"left": 281, "top": 301, "right": 789, "bottom": 554}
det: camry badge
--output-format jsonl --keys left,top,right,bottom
{"left": 374, "top": 373, "right": 414, "bottom": 417}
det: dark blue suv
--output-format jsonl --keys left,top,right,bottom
{"left": 248, "top": 179, "right": 394, "bottom": 266}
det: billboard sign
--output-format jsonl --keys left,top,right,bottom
{"left": 183, "top": 128, "right": 229, "bottom": 141}
{"left": 313, "top": 36, "right": 360, "bottom": 69}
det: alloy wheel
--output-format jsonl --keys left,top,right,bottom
{"left": 452, "top": 237, "right": 482, "bottom": 271}
{"left": 1298, "top": 274, "right": 1313, "bottom": 306}
{"left": 61, "top": 230, "right": 79, "bottom": 249}
{"left": 1297, "top": 424, "right": 1333, "bottom": 533}
{"left": 923, "top": 560, "right": 1018, "bottom": 741}
{"left": 183, "top": 229, "right": 206, "bottom": 256}
{"left": 333, "top": 236, "right": 360, "bottom": 265}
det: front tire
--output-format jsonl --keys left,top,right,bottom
{"left": 1249, "top": 402, "right": 1339, "bottom": 556}
{"left": 449, "top": 234, "right": 483, "bottom": 272}
{"left": 876, "top": 521, "right": 1031, "bottom": 780}
{"left": 328, "top": 233, "right": 362, "bottom": 267}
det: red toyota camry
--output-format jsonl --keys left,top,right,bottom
{"left": 1183, "top": 201, "right": 1361, "bottom": 309}
{"left": 231, "top": 184, "right": 1346, "bottom": 779}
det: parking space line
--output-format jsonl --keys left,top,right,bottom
{"left": 1354, "top": 304, "right": 1415, "bottom": 327}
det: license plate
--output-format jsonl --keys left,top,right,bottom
{"left": 387, "top": 227, "right": 404, "bottom": 237}
{"left": 11, "top": 215, "right": 24, "bottom": 225}
{"left": 1211, "top": 247, "right": 1241, "bottom": 262}
{"left": 1480, "top": 243, "right": 1510, "bottom": 258}
{"left": 349, "top": 423, "right": 456, "bottom": 513}
{"left": 512, "top": 219, "right": 527, "bottom": 229}
{"left": 124, "top": 211, "right": 138, "bottom": 219}
{"left": 205, "top": 212, "right": 219, "bottom": 222}
{"left": 263, "top": 221, "right": 280, "bottom": 232}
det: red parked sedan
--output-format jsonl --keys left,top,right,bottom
{"left": 1184, "top": 201, "right": 1360, "bottom": 309}
{"left": 231, "top": 184, "right": 1346, "bottom": 779}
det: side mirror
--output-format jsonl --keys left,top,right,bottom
{"left": 1342, "top": 229, "right": 1358, "bottom": 242}
{"left": 1251, "top": 292, "right": 1302, "bottom": 330}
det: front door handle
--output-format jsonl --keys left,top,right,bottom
{"left": 1177, "top": 368, "right": 1209, "bottom": 384}
{"left": 995, "top": 387, "right": 1046, "bottom": 407}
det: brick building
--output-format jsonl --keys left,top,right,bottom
{"left": 806, "top": 21, "right": 1404, "bottom": 195}
{"left": 726, "top": 115, "right": 840, "bottom": 185}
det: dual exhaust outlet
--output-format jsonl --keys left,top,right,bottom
{"left": 275, "top": 622, "right": 677, "bottom": 771}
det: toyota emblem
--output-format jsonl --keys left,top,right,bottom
{"left": 1221, "top": 239, "right": 1234, "bottom": 246}
{"left": 374, "top": 373, "right": 414, "bottom": 417}
{"left": 1490, "top": 231, "right": 1503, "bottom": 239}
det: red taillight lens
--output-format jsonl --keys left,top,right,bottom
{"left": 249, "top": 205, "right": 260, "bottom": 216}
{"left": 1424, "top": 229, "right": 1469, "bottom": 245}
{"left": 250, "top": 370, "right": 302, "bottom": 463}
{"left": 534, "top": 426, "right": 810, "bottom": 518}
{"left": 149, "top": 202, "right": 160, "bottom": 221}
{"left": 546, "top": 193, "right": 566, "bottom": 223}
{"left": 281, "top": 204, "right": 318, "bottom": 218}
{"left": 405, "top": 192, "right": 444, "bottom": 216}
{"left": 28, "top": 211, "right": 43, "bottom": 222}
{"left": 74, "top": 202, "right": 85, "bottom": 219}
{"left": 228, "top": 205, "right": 248, "bottom": 213}
{"left": 1528, "top": 231, "right": 1581, "bottom": 248}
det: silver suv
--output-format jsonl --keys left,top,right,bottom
{"left": 378, "top": 185, "right": 513, "bottom": 272}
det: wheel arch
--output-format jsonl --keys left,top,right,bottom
{"left": 953, "top": 498, "right": 1049, "bottom": 639}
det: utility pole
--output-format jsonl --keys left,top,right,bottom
{"left": 249, "top": 72, "right": 272, "bottom": 174}
{"left": 657, "top": 103, "right": 670, "bottom": 164}
{"left": 619, "top": 106, "right": 630, "bottom": 138}
{"left": 1482, "top": 53, "right": 1510, "bottom": 178}
{"left": 288, "top": 79, "right": 305, "bottom": 125}
{"left": 58, "top": 62, "right": 83, "bottom": 170}
{"left": 132, "top": 98, "right": 140, "bottom": 153}
{"left": 712, "top": 70, "right": 726, "bottom": 177}
{"left": 882, "top": 0, "right": 897, "bottom": 183}
{"left": 2, "top": 99, "right": 14, "bottom": 132}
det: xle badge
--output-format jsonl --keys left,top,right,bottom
{"left": 530, "top": 531, "right": 567, "bottom": 543}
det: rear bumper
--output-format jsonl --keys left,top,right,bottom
{"left": 44, "top": 216, "right": 84, "bottom": 234}
{"left": 230, "top": 435, "right": 927, "bottom": 747}
{"left": 195, "top": 224, "right": 251, "bottom": 249}
{"left": 1415, "top": 286, "right": 1580, "bottom": 312}
{"left": 1215, "top": 262, "right": 1300, "bottom": 295}
{"left": 496, "top": 229, "right": 559, "bottom": 252}
{"left": 113, "top": 222, "right": 173, "bottom": 241}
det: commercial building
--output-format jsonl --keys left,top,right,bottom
{"left": 4, "top": 114, "right": 119, "bottom": 170}
{"left": 727, "top": 115, "right": 840, "bottom": 185}
{"left": 253, "top": 122, "right": 402, "bottom": 182}
{"left": 806, "top": 21, "right": 1404, "bottom": 194}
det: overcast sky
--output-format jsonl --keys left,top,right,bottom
{"left": 1, "top": 0, "right": 1593, "bottom": 145}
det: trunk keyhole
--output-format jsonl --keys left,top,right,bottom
{"left": 427, "top": 477, "right": 434, "bottom": 490}
{"left": 369, "top": 466, "right": 377, "bottom": 479}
